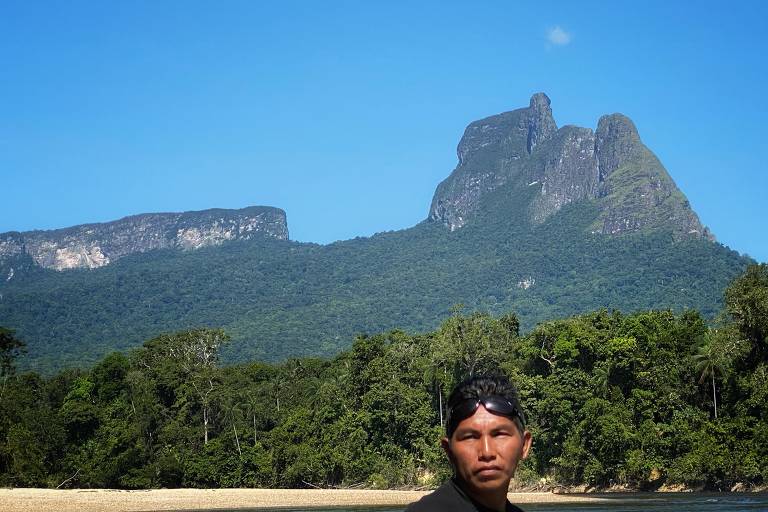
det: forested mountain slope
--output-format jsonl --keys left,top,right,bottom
{"left": 0, "top": 94, "right": 751, "bottom": 374}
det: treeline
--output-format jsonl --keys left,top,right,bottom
{"left": 0, "top": 264, "right": 765, "bottom": 490}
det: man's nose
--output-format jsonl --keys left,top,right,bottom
{"left": 478, "top": 435, "right": 495, "bottom": 461}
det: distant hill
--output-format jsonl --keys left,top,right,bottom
{"left": 0, "top": 94, "right": 751, "bottom": 374}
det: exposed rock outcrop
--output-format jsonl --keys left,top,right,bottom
{"left": 526, "top": 92, "right": 558, "bottom": 153}
{"left": 0, "top": 206, "right": 288, "bottom": 271}
{"left": 593, "top": 114, "right": 713, "bottom": 238}
{"left": 595, "top": 113, "right": 642, "bottom": 180}
{"left": 530, "top": 126, "right": 600, "bottom": 224}
{"left": 429, "top": 93, "right": 713, "bottom": 240}
{"left": 3, "top": 93, "right": 712, "bottom": 275}
{"left": 429, "top": 93, "right": 559, "bottom": 230}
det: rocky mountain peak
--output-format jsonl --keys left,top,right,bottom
{"left": 429, "top": 94, "right": 712, "bottom": 240}
{"left": 527, "top": 92, "right": 558, "bottom": 153}
{"left": 430, "top": 93, "right": 560, "bottom": 230}
{"left": 596, "top": 113, "right": 641, "bottom": 180}
{"left": 529, "top": 92, "right": 551, "bottom": 109}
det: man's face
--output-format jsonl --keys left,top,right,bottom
{"left": 442, "top": 404, "right": 532, "bottom": 495}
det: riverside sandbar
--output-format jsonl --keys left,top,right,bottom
{"left": 0, "top": 488, "right": 613, "bottom": 511}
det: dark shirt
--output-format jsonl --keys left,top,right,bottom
{"left": 405, "top": 478, "right": 525, "bottom": 512}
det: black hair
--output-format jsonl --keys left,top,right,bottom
{"left": 445, "top": 373, "right": 526, "bottom": 437}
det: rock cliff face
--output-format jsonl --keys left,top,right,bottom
{"left": 592, "top": 114, "right": 710, "bottom": 237}
{"left": 0, "top": 206, "right": 288, "bottom": 271}
{"left": 3, "top": 93, "right": 711, "bottom": 273}
{"left": 429, "top": 93, "right": 713, "bottom": 239}
{"left": 429, "top": 93, "right": 557, "bottom": 231}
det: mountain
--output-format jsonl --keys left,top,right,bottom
{"left": 0, "top": 94, "right": 750, "bottom": 374}
{"left": 430, "top": 93, "right": 711, "bottom": 238}
{"left": 0, "top": 206, "right": 287, "bottom": 272}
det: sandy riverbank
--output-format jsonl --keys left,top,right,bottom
{"left": 0, "top": 488, "right": 617, "bottom": 511}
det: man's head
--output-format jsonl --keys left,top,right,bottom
{"left": 442, "top": 374, "right": 532, "bottom": 501}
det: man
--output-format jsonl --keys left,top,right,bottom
{"left": 406, "top": 374, "right": 532, "bottom": 512}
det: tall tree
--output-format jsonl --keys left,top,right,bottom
{"left": 139, "top": 328, "right": 229, "bottom": 445}
{"left": 0, "top": 327, "right": 25, "bottom": 401}
{"left": 0, "top": 327, "right": 25, "bottom": 378}
{"left": 693, "top": 337, "right": 724, "bottom": 419}
{"left": 725, "top": 263, "right": 768, "bottom": 363}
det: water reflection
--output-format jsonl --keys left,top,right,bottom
{"left": 200, "top": 494, "right": 768, "bottom": 512}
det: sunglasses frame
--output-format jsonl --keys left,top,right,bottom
{"left": 446, "top": 395, "right": 525, "bottom": 437}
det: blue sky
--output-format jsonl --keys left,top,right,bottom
{"left": 2, "top": 1, "right": 766, "bottom": 262}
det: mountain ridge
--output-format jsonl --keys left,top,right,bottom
{"left": 2, "top": 94, "right": 712, "bottom": 274}
{"left": 0, "top": 93, "right": 750, "bottom": 374}
{"left": 0, "top": 206, "right": 287, "bottom": 272}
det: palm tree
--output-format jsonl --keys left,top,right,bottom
{"left": 592, "top": 364, "right": 611, "bottom": 399}
{"left": 693, "top": 338, "right": 724, "bottom": 419}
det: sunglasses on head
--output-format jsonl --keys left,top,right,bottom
{"left": 446, "top": 395, "right": 526, "bottom": 437}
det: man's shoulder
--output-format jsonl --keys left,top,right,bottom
{"left": 405, "top": 480, "right": 467, "bottom": 512}
{"left": 404, "top": 480, "right": 526, "bottom": 512}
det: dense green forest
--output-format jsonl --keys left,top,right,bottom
{"left": 0, "top": 200, "right": 750, "bottom": 375}
{"left": 1, "top": 264, "right": 765, "bottom": 491}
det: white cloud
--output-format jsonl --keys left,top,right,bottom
{"left": 547, "top": 26, "right": 572, "bottom": 46}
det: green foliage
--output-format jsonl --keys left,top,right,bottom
{"left": 725, "top": 263, "right": 768, "bottom": 362}
{"left": 0, "top": 264, "right": 766, "bottom": 490}
{"left": 0, "top": 327, "right": 25, "bottom": 377}
{"left": 0, "top": 204, "right": 751, "bottom": 375}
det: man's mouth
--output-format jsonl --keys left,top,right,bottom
{"left": 475, "top": 465, "right": 503, "bottom": 476}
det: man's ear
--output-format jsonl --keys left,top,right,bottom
{"left": 520, "top": 430, "right": 533, "bottom": 460}
{"left": 441, "top": 437, "right": 454, "bottom": 464}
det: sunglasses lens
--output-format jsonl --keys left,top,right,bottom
{"left": 481, "top": 396, "right": 516, "bottom": 416}
{"left": 446, "top": 394, "right": 526, "bottom": 438}
{"left": 447, "top": 395, "right": 524, "bottom": 432}
{"left": 452, "top": 399, "right": 480, "bottom": 422}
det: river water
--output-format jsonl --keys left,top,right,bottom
{"left": 210, "top": 494, "right": 768, "bottom": 512}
